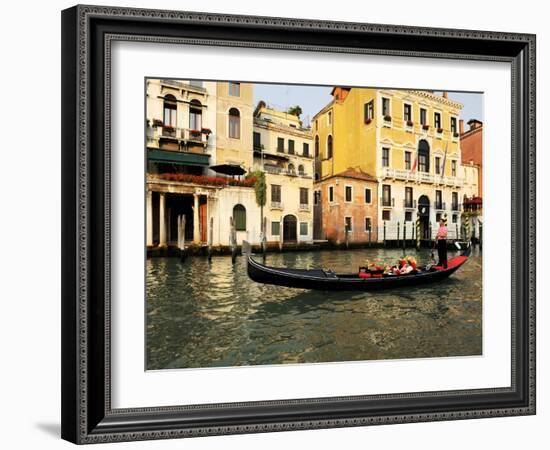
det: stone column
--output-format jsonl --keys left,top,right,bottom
{"left": 193, "top": 194, "right": 200, "bottom": 243}
{"left": 146, "top": 190, "right": 153, "bottom": 247}
{"left": 159, "top": 192, "right": 167, "bottom": 247}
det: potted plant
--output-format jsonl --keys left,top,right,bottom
{"left": 453, "top": 132, "right": 459, "bottom": 138}
{"left": 384, "top": 115, "right": 392, "bottom": 122}
{"left": 152, "top": 118, "right": 163, "bottom": 127}
{"left": 364, "top": 117, "right": 372, "bottom": 125}
{"left": 422, "top": 124, "right": 429, "bottom": 130}
{"left": 201, "top": 127, "right": 212, "bottom": 136}
{"left": 437, "top": 127, "right": 443, "bottom": 133}
{"left": 406, "top": 120, "right": 414, "bottom": 127}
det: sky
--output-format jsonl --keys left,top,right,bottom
{"left": 253, "top": 83, "right": 483, "bottom": 127}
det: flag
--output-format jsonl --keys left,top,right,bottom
{"left": 411, "top": 154, "right": 417, "bottom": 172}
{"left": 440, "top": 142, "right": 448, "bottom": 179}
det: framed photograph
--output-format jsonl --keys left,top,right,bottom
{"left": 61, "top": 5, "right": 536, "bottom": 444}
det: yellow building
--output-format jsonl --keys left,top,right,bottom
{"left": 252, "top": 102, "right": 314, "bottom": 243}
{"left": 313, "top": 87, "right": 464, "bottom": 241}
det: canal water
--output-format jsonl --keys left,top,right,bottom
{"left": 146, "top": 247, "right": 482, "bottom": 370}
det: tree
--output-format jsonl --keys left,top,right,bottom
{"left": 247, "top": 171, "right": 267, "bottom": 241}
{"left": 287, "top": 105, "right": 302, "bottom": 118}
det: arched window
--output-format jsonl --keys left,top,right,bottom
{"left": 315, "top": 135, "right": 320, "bottom": 157}
{"left": 288, "top": 164, "right": 295, "bottom": 175}
{"left": 233, "top": 204, "right": 246, "bottom": 231}
{"left": 163, "top": 94, "right": 177, "bottom": 127}
{"left": 327, "top": 135, "right": 333, "bottom": 159}
{"left": 229, "top": 108, "right": 240, "bottom": 139}
{"left": 189, "top": 99, "right": 202, "bottom": 131}
{"left": 298, "top": 165, "right": 305, "bottom": 175}
{"left": 417, "top": 139, "right": 430, "bottom": 173}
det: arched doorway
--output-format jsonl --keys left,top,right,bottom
{"left": 418, "top": 195, "right": 431, "bottom": 239}
{"left": 283, "top": 215, "right": 297, "bottom": 242}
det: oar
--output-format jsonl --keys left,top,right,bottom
{"left": 430, "top": 237, "right": 437, "bottom": 261}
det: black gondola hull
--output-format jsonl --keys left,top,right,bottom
{"left": 247, "top": 246, "right": 470, "bottom": 291}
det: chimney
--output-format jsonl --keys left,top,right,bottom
{"left": 442, "top": 91, "right": 448, "bottom": 99}
{"left": 459, "top": 119, "right": 464, "bottom": 135}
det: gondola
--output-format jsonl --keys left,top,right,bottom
{"left": 247, "top": 243, "right": 471, "bottom": 291}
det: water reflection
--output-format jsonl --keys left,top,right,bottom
{"left": 146, "top": 247, "right": 482, "bottom": 369}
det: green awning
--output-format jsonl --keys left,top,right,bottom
{"left": 148, "top": 148, "right": 210, "bottom": 166}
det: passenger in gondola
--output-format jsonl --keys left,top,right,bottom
{"left": 436, "top": 219, "right": 448, "bottom": 269}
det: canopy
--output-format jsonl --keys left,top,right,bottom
{"left": 209, "top": 164, "right": 246, "bottom": 176}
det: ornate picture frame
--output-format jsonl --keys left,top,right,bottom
{"left": 61, "top": 5, "right": 536, "bottom": 444}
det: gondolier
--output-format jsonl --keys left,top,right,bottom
{"left": 436, "top": 219, "right": 448, "bottom": 269}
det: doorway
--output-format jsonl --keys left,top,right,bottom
{"left": 283, "top": 215, "right": 297, "bottom": 242}
{"left": 418, "top": 195, "right": 431, "bottom": 239}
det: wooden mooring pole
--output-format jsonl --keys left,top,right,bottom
{"left": 230, "top": 217, "right": 237, "bottom": 263}
{"left": 178, "top": 215, "right": 187, "bottom": 262}
{"left": 416, "top": 213, "right": 420, "bottom": 251}
{"left": 207, "top": 217, "right": 213, "bottom": 261}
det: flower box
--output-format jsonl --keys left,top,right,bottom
{"left": 364, "top": 117, "right": 372, "bottom": 125}
{"left": 406, "top": 120, "right": 414, "bottom": 127}
{"left": 422, "top": 124, "right": 429, "bottom": 130}
{"left": 152, "top": 118, "right": 164, "bottom": 127}
{"left": 437, "top": 127, "right": 443, "bottom": 133}
{"left": 453, "top": 132, "right": 459, "bottom": 138}
{"left": 383, "top": 115, "right": 392, "bottom": 122}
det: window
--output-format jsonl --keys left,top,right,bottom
{"left": 436, "top": 212, "right": 442, "bottom": 223}
{"left": 451, "top": 160, "right": 457, "bottom": 177}
{"left": 271, "top": 221, "right": 280, "bottom": 236}
{"left": 271, "top": 184, "right": 281, "bottom": 203}
{"left": 452, "top": 192, "right": 459, "bottom": 210}
{"left": 382, "top": 147, "right": 390, "bottom": 167}
{"left": 327, "top": 135, "right": 333, "bottom": 158}
{"left": 233, "top": 204, "right": 246, "bottom": 231}
{"left": 314, "top": 190, "right": 321, "bottom": 205}
{"left": 288, "top": 139, "right": 295, "bottom": 155}
{"left": 382, "top": 184, "right": 391, "bottom": 206}
{"left": 436, "top": 190, "right": 442, "bottom": 209}
{"left": 345, "top": 186, "right": 352, "bottom": 202}
{"left": 451, "top": 117, "right": 457, "bottom": 134}
{"left": 404, "top": 103, "right": 412, "bottom": 122}
{"left": 452, "top": 214, "right": 458, "bottom": 224}
{"left": 405, "top": 187, "right": 413, "bottom": 208}
{"left": 328, "top": 186, "right": 334, "bottom": 203}
{"left": 434, "top": 112, "right": 442, "bottom": 129}
{"left": 189, "top": 100, "right": 202, "bottom": 131}
{"left": 327, "top": 111, "right": 332, "bottom": 125}
{"left": 365, "top": 217, "right": 372, "bottom": 231}
{"left": 314, "top": 136, "right": 319, "bottom": 157}
{"left": 298, "top": 165, "right": 305, "bottom": 176}
{"left": 345, "top": 217, "right": 352, "bottom": 232}
{"left": 435, "top": 156, "right": 441, "bottom": 175}
{"left": 253, "top": 131, "right": 261, "bottom": 150}
{"left": 288, "top": 164, "right": 295, "bottom": 175}
{"left": 382, "top": 210, "right": 391, "bottom": 221}
{"left": 163, "top": 94, "right": 177, "bottom": 127}
{"left": 405, "top": 211, "right": 413, "bottom": 222}
{"left": 277, "top": 137, "right": 284, "bottom": 152}
{"left": 364, "top": 100, "right": 374, "bottom": 122}
{"left": 364, "top": 188, "right": 371, "bottom": 204}
{"left": 300, "top": 222, "right": 308, "bottom": 236}
{"left": 303, "top": 142, "right": 309, "bottom": 157}
{"left": 228, "top": 108, "right": 240, "bottom": 139}
{"left": 300, "top": 188, "right": 309, "bottom": 205}
{"left": 418, "top": 140, "right": 430, "bottom": 173}
{"left": 228, "top": 82, "right": 240, "bottom": 96}
{"left": 405, "top": 151, "right": 411, "bottom": 170}
{"left": 382, "top": 97, "right": 390, "bottom": 117}
{"left": 420, "top": 107, "right": 427, "bottom": 126}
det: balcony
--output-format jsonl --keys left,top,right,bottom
{"left": 147, "top": 148, "right": 210, "bottom": 167}
{"left": 270, "top": 201, "right": 283, "bottom": 210}
{"left": 380, "top": 197, "right": 395, "bottom": 207}
{"left": 299, "top": 203, "right": 311, "bottom": 211}
{"left": 403, "top": 199, "right": 417, "bottom": 209}
{"left": 451, "top": 203, "right": 461, "bottom": 211}
{"left": 382, "top": 168, "right": 463, "bottom": 187}
{"left": 160, "top": 79, "right": 207, "bottom": 93}
{"left": 153, "top": 126, "right": 209, "bottom": 145}
{"left": 435, "top": 201, "right": 446, "bottom": 211}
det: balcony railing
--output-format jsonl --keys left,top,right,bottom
{"left": 451, "top": 203, "right": 461, "bottom": 211}
{"left": 155, "top": 127, "right": 209, "bottom": 145}
{"left": 435, "top": 201, "right": 446, "bottom": 210}
{"left": 380, "top": 197, "right": 395, "bottom": 207}
{"left": 382, "top": 167, "right": 463, "bottom": 187}
{"left": 403, "top": 199, "right": 417, "bottom": 209}
{"left": 263, "top": 165, "right": 309, "bottom": 178}
{"left": 299, "top": 203, "right": 311, "bottom": 211}
{"left": 270, "top": 201, "right": 282, "bottom": 209}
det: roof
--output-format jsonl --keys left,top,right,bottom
{"left": 322, "top": 168, "right": 377, "bottom": 183}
